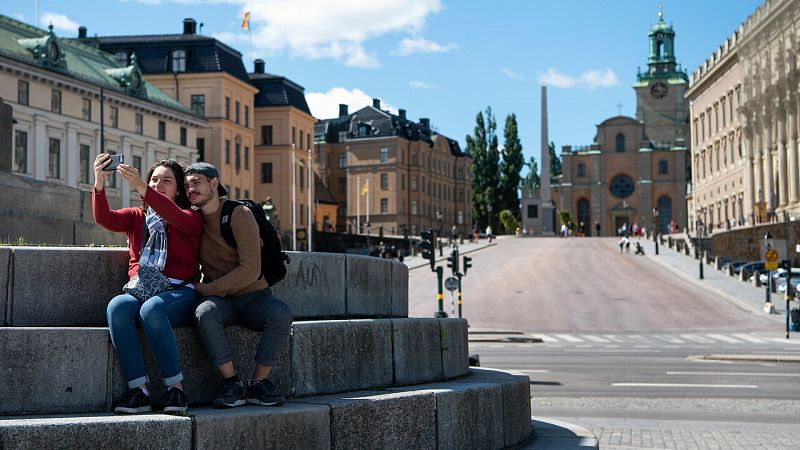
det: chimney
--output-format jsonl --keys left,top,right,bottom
{"left": 339, "top": 104, "right": 349, "bottom": 117}
{"left": 420, "top": 118, "right": 430, "bottom": 129}
{"left": 254, "top": 59, "right": 265, "bottom": 74}
{"left": 183, "top": 18, "right": 197, "bottom": 35}
{"left": 398, "top": 109, "right": 406, "bottom": 119}
{"left": 78, "top": 26, "right": 87, "bottom": 39}
{"left": 372, "top": 98, "right": 381, "bottom": 109}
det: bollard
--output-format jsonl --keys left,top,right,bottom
{"left": 753, "top": 270, "right": 761, "bottom": 287}
{"left": 727, "top": 264, "right": 734, "bottom": 277}
{"left": 715, "top": 257, "right": 722, "bottom": 270}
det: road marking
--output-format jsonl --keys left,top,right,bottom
{"left": 680, "top": 334, "right": 716, "bottom": 344}
{"left": 706, "top": 334, "right": 742, "bottom": 344}
{"left": 732, "top": 333, "right": 768, "bottom": 343}
{"left": 666, "top": 371, "right": 798, "bottom": 377}
{"left": 566, "top": 349, "right": 662, "bottom": 353}
{"left": 554, "top": 334, "right": 584, "bottom": 343}
{"left": 612, "top": 383, "right": 757, "bottom": 388}
{"left": 653, "top": 334, "right": 685, "bottom": 344}
{"left": 583, "top": 335, "right": 610, "bottom": 343}
{"left": 535, "top": 334, "right": 559, "bottom": 342}
{"left": 602, "top": 335, "right": 627, "bottom": 343}
{"left": 512, "top": 369, "right": 550, "bottom": 373}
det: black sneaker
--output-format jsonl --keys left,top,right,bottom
{"left": 246, "top": 379, "right": 285, "bottom": 406}
{"left": 114, "top": 387, "right": 152, "bottom": 414}
{"left": 162, "top": 386, "right": 188, "bottom": 414}
{"left": 213, "top": 378, "right": 246, "bottom": 408}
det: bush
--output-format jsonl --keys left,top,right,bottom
{"left": 499, "top": 209, "right": 519, "bottom": 234}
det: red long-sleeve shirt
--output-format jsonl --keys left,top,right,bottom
{"left": 92, "top": 187, "right": 203, "bottom": 281}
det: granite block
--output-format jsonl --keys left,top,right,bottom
{"left": 345, "top": 255, "right": 392, "bottom": 316}
{"left": 269, "top": 252, "right": 347, "bottom": 319}
{"left": 391, "top": 318, "right": 442, "bottom": 385}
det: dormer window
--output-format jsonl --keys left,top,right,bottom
{"left": 358, "top": 123, "right": 370, "bottom": 137}
{"left": 18, "top": 25, "right": 64, "bottom": 67}
{"left": 104, "top": 53, "right": 145, "bottom": 95}
{"left": 172, "top": 49, "right": 186, "bottom": 72}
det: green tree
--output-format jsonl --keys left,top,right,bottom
{"left": 466, "top": 106, "right": 500, "bottom": 230}
{"left": 499, "top": 209, "right": 519, "bottom": 235}
{"left": 559, "top": 210, "right": 572, "bottom": 226}
{"left": 549, "top": 141, "right": 562, "bottom": 177}
{"left": 499, "top": 113, "right": 524, "bottom": 219}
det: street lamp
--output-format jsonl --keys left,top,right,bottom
{"left": 764, "top": 232, "right": 773, "bottom": 306}
{"left": 696, "top": 219, "right": 704, "bottom": 279}
{"left": 652, "top": 207, "right": 659, "bottom": 255}
{"left": 436, "top": 210, "right": 443, "bottom": 256}
{"left": 623, "top": 200, "right": 629, "bottom": 236}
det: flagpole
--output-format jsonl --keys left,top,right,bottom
{"left": 292, "top": 144, "right": 297, "bottom": 251}
{"left": 366, "top": 177, "right": 370, "bottom": 228}
{"left": 356, "top": 175, "right": 360, "bottom": 234}
{"left": 307, "top": 146, "right": 313, "bottom": 252}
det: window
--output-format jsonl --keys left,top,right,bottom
{"left": 244, "top": 147, "right": 249, "bottom": 170}
{"left": 180, "top": 127, "right": 187, "bottom": 146}
{"left": 338, "top": 177, "right": 346, "bottom": 193}
{"left": 299, "top": 160, "right": 304, "bottom": 190}
{"left": 401, "top": 174, "right": 405, "bottom": 190}
{"left": 338, "top": 153, "right": 347, "bottom": 168}
{"left": 609, "top": 174, "right": 634, "bottom": 198}
{"left": 18, "top": 80, "right": 29, "bottom": 105}
{"left": 615, "top": 133, "right": 625, "bottom": 152}
{"left": 307, "top": 133, "right": 311, "bottom": 150}
{"left": 82, "top": 98, "right": 91, "bottom": 121}
{"left": 196, "top": 138, "right": 205, "bottom": 162}
{"left": 190, "top": 95, "right": 205, "bottom": 117}
{"left": 110, "top": 107, "right": 118, "bottom": 128}
{"left": 244, "top": 190, "right": 250, "bottom": 199}
{"left": 225, "top": 97, "right": 230, "bottom": 120}
{"left": 14, "top": 130, "right": 28, "bottom": 173}
{"left": 577, "top": 163, "right": 586, "bottom": 177}
{"left": 133, "top": 155, "right": 142, "bottom": 173}
{"left": 105, "top": 151, "right": 118, "bottom": 188}
{"left": 299, "top": 131, "right": 304, "bottom": 149}
{"left": 225, "top": 140, "right": 231, "bottom": 164}
{"left": 261, "top": 125, "right": 273, "bottom": 145}
{"left": 292, "top": 126, "right": 296, "bottom": 145}
{"left": 261, "top": 162, "right": 273, "bottom": 183}
{"left": 411, "top": 200, "right": 418, "bottom": 215}
{"left": 380, "top": 198, "right": 388, "bottom": 214}
{"left": 51, "top": 89, "right": 61, "bottom": 114}
{"left": 411, "top": 176, "right": 418, "bottom": 191}
{"left": 380, "top": 147, "right": 388, "bottom": 163}
{"left": 79, "top": 144, "right": 91, "bottom": 184}
{"left": 234, "top": 100, "right": 240, "bottom": 124}
{"left": 235, "top": 142, "right": 241, "bottom": 172}
{"left": 300, "top": 204, "right": 304, "bottom": 225}
{"left": 658, "top": 160, "right": 668, "bottom": 175}
{"left": 358, "top": 124, "right": 369, "bottom": 136}
{"left": 244, "top": 105, "right": 250, "bottom": 128}
{"left": 527, "top": 204, "right": 538, "bottom": 218}
{"left": 135, "top": 113, "right": 143, "bottom": 134}
{"left": 235, "top": 188, "right": 240, "bottom": 199}
{"left": 48, "top": 138, "right": 61, "bottom": 179}
{"left": 380, "top": 173, "right": 388, "bottom": 190}
{"left": 171, "top": 49, "right": 186, "bottom": 72}
{"left": 113, "top": 50, "right": 128, "bottom": 65}
{"left": 158, "top": 121, "right": 166, "bottom": 140}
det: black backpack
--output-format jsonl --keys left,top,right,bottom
{"left": 220, "top": 199, "right": 290, "bottom": 286}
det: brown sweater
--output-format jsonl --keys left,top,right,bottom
{"left": 196, "top": 202, "right": 267, "bottom": 297}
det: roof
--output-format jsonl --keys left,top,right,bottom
{"left": 314, "top": 173, "right": 338, "bottom": 205}
{"left": 650, "top": 15, "right": 675, "bottom": 35}
{"left": 250, "top": 72, "right": 311, "bottom": 115}
{"left": 91, "top": 32, "right": 251, "bottom": 83}
{"left": 0, "top": 14, "right": 194, "bottom": 116}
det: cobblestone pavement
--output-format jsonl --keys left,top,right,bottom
{"left": 593, "top": 426, "right": 800, "bottom": 449}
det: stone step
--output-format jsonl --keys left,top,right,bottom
{"left": 0, "top": 318, "right": 468, "bottom": 415}
{"left": 0, "top": 368, "right": 531, "bottom": 450}
{"left": 1, "top": 248, "right": 408, "bottom": 327}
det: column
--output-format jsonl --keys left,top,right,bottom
{"left": 754, "top": 126, "right": 763, "bottom": 221}
{"left": 763, "top": 116, "right": 774, "bottom": 214}
{"left": 788, "top": 98, "right": 798, "bottom": 204}
{"left": 33, "top": 114, "right": 47, "bottom": 180}
{"left": 65, "top": 122, "right": 78, "bottom": 187}
{"left": 777, "top": 106, "right": 788, "bottom": 207}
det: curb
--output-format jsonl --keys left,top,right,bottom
{"left": 513, "top": 417, "right": 599, "bottom": 449}
{"left": 689, "top": 354, "right": 800, "bottom": 363}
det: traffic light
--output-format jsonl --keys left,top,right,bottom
{"left": 420, "top": 228, "right": 435, "bottom": 271}
{"left": 462, "top": 255, "right": 472, "bottom": 275}
{"left": 447, "top": 250, "right": 459, "bottom": 274}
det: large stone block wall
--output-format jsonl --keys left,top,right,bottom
{"left": 711, "top": 222, "right": 800, "bottom": 263}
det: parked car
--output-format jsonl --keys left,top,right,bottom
{"left": 738, "top": 261, "right": 765, "bottom": 279}
{"left": 777, "top": 277, "right": 800, "bottom": 294}
{"left": 757, "top": 267, "right": 800, "bottom": 284}
{"left": 722, "top": 260, "right": 744, "bottom": 271}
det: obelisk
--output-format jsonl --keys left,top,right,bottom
{"left": 540, "top": 86, "right": 554, "bottom": 232}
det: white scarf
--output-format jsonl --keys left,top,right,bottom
{"left": 139, "top": 208, "right": 168, "bottom": 270}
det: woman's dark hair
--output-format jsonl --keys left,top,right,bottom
{"left": 141, "top": 159, "right": 191, "bottom": 210}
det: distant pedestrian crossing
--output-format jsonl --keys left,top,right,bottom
{"left": 515, "top": 333, "right": 800, "bottom": 347}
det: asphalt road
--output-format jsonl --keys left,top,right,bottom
{"left": 409, "top": 236, "right": 778, "bottom": 333}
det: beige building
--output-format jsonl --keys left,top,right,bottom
{"left": 2, "top": 16, "right": 203, "bottom": 209}
{"left": 93, "top": 18, "right": 258, "bottom": 200}
{"left": 316, "top": 101, "right": 472, "bottom": 238}
{"left": 686, "top": 28, "right": 745, "bottom": 234}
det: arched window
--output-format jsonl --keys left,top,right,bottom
{"left": 171, "top": 49, "right": 187, "bottom": 72}
{"left": 577, "top": 198, "right": 591, "bottom": 236}
{"left": 657, "top": 196, "right": 672, "bottom": 234}
{"left": 658, "top": 160, "right": 668, "bottom": 175}
{"left": 577, "top": 162, "right": 586, "bottom": 177}
{"left": 656, "top": 40, "right": 664, "bottom": 59}
{"left": 113, "top": 50, "right": 128, "bottom": 66}
{"left": 616, "top": 133, "right": 625, "bottom": 152}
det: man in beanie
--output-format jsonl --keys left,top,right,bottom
{"left": 184, "top": 162, "right": 292, "bottom": 408}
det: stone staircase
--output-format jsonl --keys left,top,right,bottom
{"left": 0, "top": 247, "right": 532, "bottom": 449}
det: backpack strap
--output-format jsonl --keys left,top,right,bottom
{"left": 220, "top": 200, "right": 239, "bottom": 249}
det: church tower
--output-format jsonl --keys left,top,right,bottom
{"left": 634, "top": 7, "right": 690, "bottom": 147}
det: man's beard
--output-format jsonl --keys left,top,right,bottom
{"left": 189, "top": 187, "right": 214, "bottom": 207}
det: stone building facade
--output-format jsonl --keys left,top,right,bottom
{"left": 552, "top": 11, "right": 689, "bottom": 235}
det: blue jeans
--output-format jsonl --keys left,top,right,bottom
{"left": 107, "top": 286, "right": 197, "bottom": 389}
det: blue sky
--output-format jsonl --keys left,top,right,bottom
{"left": 8, "top": 0, "right": 762, "bottom": 174}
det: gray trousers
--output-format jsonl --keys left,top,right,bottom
{"left": 194, "top": 288, "right": 292, "bottom": 369}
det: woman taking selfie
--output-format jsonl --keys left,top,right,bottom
{"left": 92, "top": 154, "right": 202, "bottom": 414}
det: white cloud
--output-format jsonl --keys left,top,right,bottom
{"left": 306, "top": 87, "right": 397, "bottom": 119}
{"left": 393, "top": 36, "right": 457, "bottom": 56}
{"left": 410, "top": 80, "right": 436, "bottom": 90}
{"left": 500, "top": 67, "right": 525, "bottom": 81}
{"left": 41, "top": 12, "right": 81, "bottom": 34}
{"left": 538, "top": 67, "right": 620, "bottom": 89}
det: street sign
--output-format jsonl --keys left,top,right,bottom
{"left": 765, "top": 248, "right": 779, "bottom": 270}
{"left": 444, "top": 276, "right": 459, "bottom": 291}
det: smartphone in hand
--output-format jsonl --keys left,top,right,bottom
{"left": 103, "top": 154, "right": 124, "bottom": 172}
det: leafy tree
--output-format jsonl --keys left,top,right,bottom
{"left": 549, "top": 141, "right": 562, "bottom": 177}
{"left": 559, "top": 210, "right": 572, "bottom": 226}
{"left": 499, "top": 209, "right": 519, "bottom": 235}
{"left": 499, "top": 113, "right": 524, "bottom": 219}
{"left": 466, "top": 107, "right": 500, "bottom": 230}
